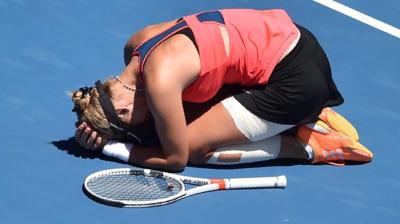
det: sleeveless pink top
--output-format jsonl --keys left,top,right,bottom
{"left": 134, "top": 9, "right": 299, "bottom": 103}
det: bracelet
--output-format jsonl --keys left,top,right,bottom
{"left": 102, "top": 140, "right": 133, "bottom": 162}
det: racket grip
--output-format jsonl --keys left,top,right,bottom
{"left": 225, "top": 176, "right": 287, "bottom": 189}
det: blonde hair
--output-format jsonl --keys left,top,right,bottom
{"left": 71, "top": 78, "right": 115, "bottom": 138}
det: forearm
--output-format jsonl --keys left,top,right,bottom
{"left": 102, "top": 141, "right": 186, "bottom": 172}
{"left": 129, "top": 145, "right": 186, "bottom": 172}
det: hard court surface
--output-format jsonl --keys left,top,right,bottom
{"left": 1, "top": 0, "right": 399, "bottom": 223}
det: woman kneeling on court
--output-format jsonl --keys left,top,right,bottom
{"left": 72, "top": 9, "right": 373, "bottom": 172}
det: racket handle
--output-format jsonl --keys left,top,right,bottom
{"left": 225, "top": 176, "right": 287, "bottom": 189}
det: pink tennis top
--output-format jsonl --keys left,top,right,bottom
{"left": 133, "top": 9, "right": 299, "bottom": 103}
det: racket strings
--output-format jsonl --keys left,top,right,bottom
{"left": 86, "top": 173, "right": 183, "bottom": 201}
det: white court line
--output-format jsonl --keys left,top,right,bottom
{"left": 313, "top": 0, "right": 400, "bottom": 39}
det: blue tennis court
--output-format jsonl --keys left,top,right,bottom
{"left": 1, "top": 0, "right": 399, "bottom": 223}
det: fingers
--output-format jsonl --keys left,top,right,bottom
{"left": 93, "top": 136, "right": 103, "bottom": 149}
{"left": 75, "top": 123, "right": 85, "bottom": 142}
{"left": 75, "top": 122, "right": 101, "bottom": 150}
{"left": 86, "top": 130, "right": 97, "bottom": 148}
{"left": 77, "top": 126, "right": 91, "bottom": 148}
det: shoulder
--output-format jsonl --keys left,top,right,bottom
{"left": 124, "top": 19, "right": 179, "bottom": 65}
{"left": 125, "top": 19, "right": 179, "bottom": 51}
{"left": 142, "top": 33, "right": 201, "bottom": 91}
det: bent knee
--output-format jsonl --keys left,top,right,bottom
{"left": 188, "top": 143, "right": 213, "bottom": 165}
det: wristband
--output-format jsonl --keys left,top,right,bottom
{"left": 102, "top": 140, "right": 133, "bottom": 162}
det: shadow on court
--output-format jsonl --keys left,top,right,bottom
{"left": 51, "top": 137, "right": 318, "bottom": 169}
{"left": 51, "top": 137, "right": 123, "bottom": 164}
{"left": 52, "top": 137, "right": 369, "bottom": 170}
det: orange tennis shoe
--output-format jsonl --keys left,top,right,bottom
{"left": 318, "top": 107, "right": 359, "bottom": 141}
{"left": 297, "top": 121, "right": 373, "bottom": 166}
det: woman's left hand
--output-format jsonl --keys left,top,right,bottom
{"left": 75, "top": 122, "right": 107, "bottom": 150}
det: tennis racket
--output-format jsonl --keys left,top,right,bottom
{"left": 83, "top": 168, "right": 287, "bottom": 207}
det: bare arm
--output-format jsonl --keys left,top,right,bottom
{"left": 76, "top": 26, "right": 200, "bottom": 172}
{"left": 127, "top": 73, "right": 189, "bottom": 172}
{"left": 129, "top": 33, "right": 200, "bottom": 171}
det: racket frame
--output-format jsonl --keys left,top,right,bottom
{"left": 83, "top": 168, "right": 286, "bottom": 207}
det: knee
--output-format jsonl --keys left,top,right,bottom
{"left": 188, "top": 142, "right": 213, "bottom": 165}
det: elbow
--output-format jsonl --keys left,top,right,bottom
{"left": 166, "top": 157, "right": 187, "bottom": 173}
{"left": 168, "top": 160, "right": 186, "bottom": 173}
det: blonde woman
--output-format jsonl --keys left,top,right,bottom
{"left": 72, "top": 9, "right": 372, "bottom": 172}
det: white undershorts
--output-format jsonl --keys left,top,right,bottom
{"left": 221, "top": 97, "right": 294, "bottom": 142}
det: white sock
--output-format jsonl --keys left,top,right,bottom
{"left": 304, "top": 145, "right": 315, "bottom": 160}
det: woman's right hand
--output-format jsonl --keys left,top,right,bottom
{"left": 75, "top": 122, "right": 107, "bottom": 150}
